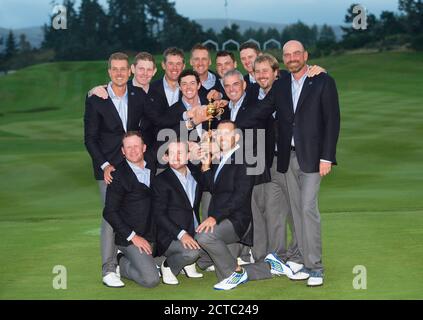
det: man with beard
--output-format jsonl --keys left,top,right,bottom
{"left": 237, "top": 40, "right": 341, "bottom": 287}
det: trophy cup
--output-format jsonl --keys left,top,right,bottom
{"left": 206, "top": 99, "right": 224, "bottom": 142}
{"left": 201, "top": 99, "right": 224, "bottom": 171}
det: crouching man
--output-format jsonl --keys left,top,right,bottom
{"left": 152, "top": 139, "right": 204, "bottom": 285}
{"left": 103, "top": 131, "right": 159, "bottom": 288}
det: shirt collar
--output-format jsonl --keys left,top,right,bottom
{"left": 107, "top": 82, "right": 128, "bottom": 99}
{"left": 126, "top": 159, "right": 148, "bottom": 172}
{"left": 258, "top": 87, "right": 267, "bottom": 100}
{"left": 291, "top": 70, "right": 308, "bottom": 86}
{"left": 220, "top": 144, "right": 240, "bottom": 164}
{"left": 202, "top": 71, "right": 216, "bottom": 90}
{"left": 163, "top": 76, "right": 179, "bottom": 91}
{"left": 249, "top": 73, "right": 256, "bottom": 84}
{"left": 171, "top": 166, "right": 192, "bottom": 181}
{"left": 229, "top": 92, "right": 246, "bottom": 110}
{"left": 182, "top": 97, "right": 201, "bottom": 110}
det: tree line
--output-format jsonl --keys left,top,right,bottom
{"left": 0, "top": 0, "right": 422, "bottom": 72}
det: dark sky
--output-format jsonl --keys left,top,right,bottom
{"left": 0, "top": 0, "right": 400, "bottom": 29}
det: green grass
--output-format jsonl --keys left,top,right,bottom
{"left": 0, "top": 52, "right": 423, "bottom": 299}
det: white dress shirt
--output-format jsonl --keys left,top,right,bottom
{"left": 228, "top": 93, "right": 246, "bottom": 121}
{"left": 163, "top": 77, "right": 180, "bottom": 106}
{"left": 171, "top": 167, "right": 199, "bottom": 240}
{"left": 214, "top": 144, "right": 240, "bottom": 182}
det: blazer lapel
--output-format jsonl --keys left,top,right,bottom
{"left": 127, "top": 86, "right": 136, "bottom": 130}
{"left": 106, "top": 97, "right": 125, "bottom": 131}
{"left": 213, "top": 153, "right": 233, "bottom": 187}
{"left": 295, "top": 77, "right": 313, "bottom": 114}
{"left": 168, "top": 169, "right": 193, "bottom": 209}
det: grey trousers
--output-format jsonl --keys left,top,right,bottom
{"left": 117, "top": 244, "right": 160, "bottom": 288}
{"left": 195, "top": 219, "right": 273, "bottom": 282}
{"left": 264, "top": 157, "right": 301, "bottom": 262}
{"left": 98, "top": 180, "right": 118, "bottom": 276}
{"left": 164, "top": 240, "right": 201, "bottom": 275}
{"left": 200, "top": 191, "right": 211, "bottom": 221}
{"left": 232, "top": 184, "right": 267, "bottom": 263}
{"left": 285, "top": 151, "right": 323, "bottom": 273}
{"left": 196, "top": 219, "right": 241, "bottom": 281}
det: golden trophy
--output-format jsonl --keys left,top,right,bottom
{"left": 201, "top": 99, "right": 224, "bottom": 171}
{"left": 206, "top": 99, "right": 224, "bottom": 142}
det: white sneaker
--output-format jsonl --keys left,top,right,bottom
{"left": 181, "top": 263, "right": 203, "bottom": 278}
{"left": 286, "top": 261, "right": 304, "bottom": 274}
{"left": 307, "top": 271, "right": 324, "bottom": 287}
{"left": 264, "top": 253, "right": 293, "bottom": 277}
{"left": 288, "top": 267, "right": 310, "bottom": 281}
{"left": 102, "top": 272, "right": 125, "bottom": 288}
{"left": 161, "top": 261, "right": 179, "bottom": 285}
{"left": 205, "top": 265, "right": 215, "bottom": 272}
{"left": 213, "top": 269, "right": 248, "bottom": 290}
{"left": 237, "top": 257, "right": 250, "bottom": 266}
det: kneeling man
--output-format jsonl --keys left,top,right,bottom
{"left": 152, "top": 139, "right": 204, "bottom": 285}
{"left": 195, "top": 121, "right": 292, "bottom": 290}
{"left": 103, "top": 131, "right": 159, "bottom": 288}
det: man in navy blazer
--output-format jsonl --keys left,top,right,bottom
{"left": 103, "top": 131, "right": 159, "bottom": 288}
{"left": 152, "top": 140, "right": 204, "bottom": 285}
{"left": 241, "top": 40, "right": 341, "bottom": 287}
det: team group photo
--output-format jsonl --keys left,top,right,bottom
{"left": 1, "top": 0, "right": 422, "bottom": 302}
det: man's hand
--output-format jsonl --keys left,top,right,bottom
{"left": 213, "top": 99, "right": 228, "bottom": 110}
{"left": 307, "top": 65, "right": 326, "bottom": 77}
{"left": 207, "top": 89, "right": 222, "bottom": 102}
{"left": 196, "top": 216, "right": 217, "bottom": 233}
{"left": 131, "top": 235, "right": 153, "bottom": 255}
{"left": 104, "top": 164, "right": 115, "bottom": 184}
{"left": 89, "top": 85, "right": 108, "bottom": 99}
{"left": 319, "top": 161, "right": 332, "bottom": 177}
{"left": 180, "top": 233, "right": 201, "bottom": 250}
{"left": 191, "top": 105, "right": 213, "bottom": 125}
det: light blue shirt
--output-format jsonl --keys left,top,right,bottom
{"left": 214, "top": 144, "right": 240, "bottom": 182}
{"left": 163, "top": 77, "right": 180, "bottom": 106}
{"left": 202, "top": 71, "right": 217, "bottom": 90}
{"left": 107, "top": 82, "right": 128, "bottom": 132}
{"left": 171, "top": 167, "right": 199, "bottom": 240}
{"left": 249, "top": 73, "right": 256, "bottom": 84}
{"left": 126, "top": 160, "right": 150, "bottom": 187}
{"left": 125, "top": 159, "right": 150, "bottom": 241}
{"left": 228, "top": 92, "right": 246, "bottom": 121}
{"left": 290, "top": 72, "right": 308, "bottom": 147}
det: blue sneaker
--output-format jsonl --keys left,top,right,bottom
{"left": 213, "top": 268, "right": 248, "bottom": 290}
{"left": 264, "top": 253, "right": 293, "bottom": 277}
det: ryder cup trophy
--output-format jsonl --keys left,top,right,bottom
{"left": 206, "top": 99, "right": 224, "bottom": 142}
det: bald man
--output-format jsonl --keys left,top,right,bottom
{"left": 239, "top": 40, "right": 340, "bottom": 287}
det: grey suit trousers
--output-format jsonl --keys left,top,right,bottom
{"left": 195, "top": 218, "right": 274, "bottom": 282}
{"left": 164, "top": 240, "right": 200, "bottom": 275}
{"left": 200, "top": 191, "right": 211, "bottom": 221}
{"left": 232, "top": 184, "right": 268, "bottom": 263}
{"left": 264, "top": 157, "right": 301, "bottom": 262}
{"left": 117, "top": 244, "right": 160, "bottom": 288}
{"left": 195, "top": 219, "right": 241, "bottom": 281}
{"left": 98, "top": 180, "right": 118, "bottom": 276}
{"left": 285, "top": 151, "right": 323, "bottom": 273}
